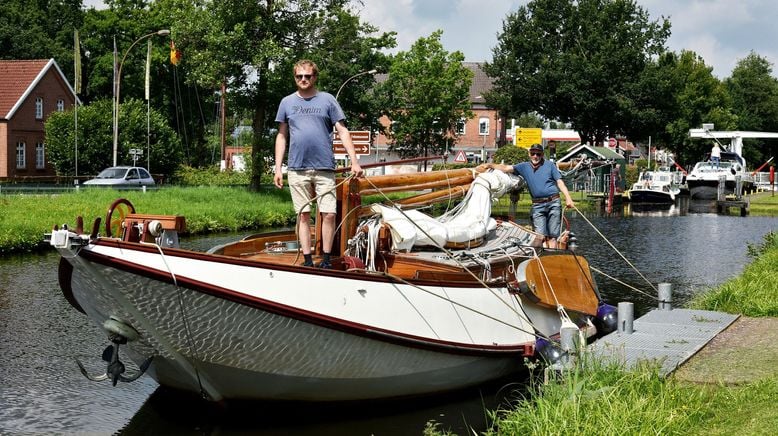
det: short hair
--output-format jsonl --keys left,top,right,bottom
{"left": 293, "top": 59, "right": 319, "bottom": 76}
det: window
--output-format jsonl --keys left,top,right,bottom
{"left": 35, "top": 97, "right": 43, "bottom": 119}
{"left": 57, "top": 99, "right": 65, "bottom": 112}
{"left": 16, "top": 142, "right": 26, "bottom": 169}
{"left": 456, "top": 118, "right": 466, "bottom": 135}
{"left": 36, "top": 143, "right": 45, "bottom": 169}
{"left": 479, "top": 117, "right": 489, "bottom": 136}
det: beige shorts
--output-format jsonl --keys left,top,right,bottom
{"left": 288, "top": 169, "right": 337, "bottom": 214}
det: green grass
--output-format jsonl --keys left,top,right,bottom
{"left": 478, "top": 356, "right": 778, "bottom": 436}
{"left": 436, "top": 231, "right": 778, "bottom": 436}
{"left": 688, "top": 231, "right": 778, "bottom": 316}
{"left": 0, "top": 186, "right": 296, "bottom": 254}
{"left": 486, "top": 360, "right": 715, "bottom": 436}
{"left": 749, "top": 191, "right": 778, "bottom": 216}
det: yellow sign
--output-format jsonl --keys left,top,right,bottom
{"left": 514, "top": 127, "right": 542, "bottom": 149}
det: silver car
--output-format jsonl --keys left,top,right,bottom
{"left": 84, "top": 166, "right": 156, "bottom": 186}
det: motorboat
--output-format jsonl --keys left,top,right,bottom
{"left": 46, "top": 166, "right": 615, "bottom": 402}
{"left": 626, "top": 168, "right": 682, "bottom": 203}
{"left": 685, "top": 151, "right": 754, "bottom": 200}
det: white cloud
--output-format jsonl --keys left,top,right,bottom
{"left": 358, "top": 0, "right": 778, "bottom": 78}
{"left": 82, "top": 0, "right": 778, "bottom": 77}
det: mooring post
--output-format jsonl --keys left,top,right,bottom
{"left": 617, "top": 302, "right": 634, "bottom": 334}
{"left": 559, "top": 323, "right": 579, "bottom": 367}
{"left": 658, "top": 283, "right": 673, "bottom": 310}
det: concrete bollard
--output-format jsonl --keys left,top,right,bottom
{"left": 617, "top": 302, "right": 634, "bottom": 334}
{"left": 658, "top": 282, "right": 673, "bottom": 310}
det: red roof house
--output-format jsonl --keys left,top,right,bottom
{"left": 0, "top": 59, "right": 77, "bottom": 180}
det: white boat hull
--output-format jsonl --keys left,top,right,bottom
{"left": 60, "top": 241, "right": 543, "bottom": 401}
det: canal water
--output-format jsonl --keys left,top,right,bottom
{"left": 0, "top": 201, "right": 774, "bottom": 435}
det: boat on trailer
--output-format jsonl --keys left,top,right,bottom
{"left": 47, "top": 166, "right": 615, "bottom": 402}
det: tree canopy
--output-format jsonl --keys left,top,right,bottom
{"left": 485, "top": 0, "right": 670, "bottom": 145}
{"left": 46, "top": 98, "right": 182, "bottom": 177}
{"left": 375, "top": 31, "right": 473, "bottom": 160}
{"left": 167, "top": 0, "right": 395, "bottom": 189}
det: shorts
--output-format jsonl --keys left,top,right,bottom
{"left": 287, "top": 169, "right": 337, "bottom": 215}
{"left": 531, "top": 200, "right": 562, "bottom": 238}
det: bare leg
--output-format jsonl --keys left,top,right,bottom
{"left": 298, "top": 211, "right": 312, "bottom": 254}
{"left": 320, "top": 212, "right": 336, "bottom": 253}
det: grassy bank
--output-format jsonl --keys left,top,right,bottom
{"left": 0, "top": 187, "right": 296, "bottom": 254}
{"left": 467, "top": 232, "right": 778, "bottom": 436}
{"left": 1, "top": 187, "right": 774, "bottom": 256}
{"left": 749, "top": 190, "right": 778, "bottom": 216}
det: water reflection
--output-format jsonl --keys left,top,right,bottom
{"left": 118, "top": 377, "right": 530, "bottom": 435}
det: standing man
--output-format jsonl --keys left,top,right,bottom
{"left": 478, "top": 143, "right": 574, "bottom": 248}
{"left": 274, "top": 59, "right": 363, "bottom": 268}
{"left": 710, "top": 143, "right": 721, "bottom": 169}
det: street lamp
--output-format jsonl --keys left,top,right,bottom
{"left": 112, "top": 29, "right": 170, "bottom": 167}
{"left": 335, "top": 68, "right": 378, "bottom": 101}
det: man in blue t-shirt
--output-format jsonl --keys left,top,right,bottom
{"left": 478, "top": 143, "right": 574, "bottom": 248}
{"left": 274, "top": 59, "right": 363, "bottom": 268}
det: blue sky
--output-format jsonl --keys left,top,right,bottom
{"left": 84, "top": 0, "right": 778, "bottom": 78}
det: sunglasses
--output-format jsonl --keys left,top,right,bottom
{"left": 295, "top": 74, "right": 314, "bottom": 81}
{"left": 530, "top": 151, "right": 543, "bottom": 156}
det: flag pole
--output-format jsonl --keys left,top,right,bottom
{"left": 145, "top": 39, "right": 151, "bottom": 171}
{"left": 74, "top": 30, "right": 81, "bottom": 180}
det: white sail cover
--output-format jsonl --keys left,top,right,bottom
{"left": 370, "top": 170, "right": 524, "bottom": 251}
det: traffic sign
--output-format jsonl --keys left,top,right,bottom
{"left": 514, "top": 127, "right": 542, "bottom": 149}
{"left": 453, "top": 150, "right": 467, "bottom": 163}
{"left": 608, "top": 137, "right": 617, "bottom": 148}
{"left": 333, "top": 130, "right": 371, "bottom": 155}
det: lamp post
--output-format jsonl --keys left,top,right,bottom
{"left": 112, "top": 29, "right": 170, "bottom": 167}
{"left": 335, "top": 68, "right": 377, "bottom": 101}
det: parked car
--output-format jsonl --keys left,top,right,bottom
{"left": 83, "top": 166, "right": 155, "bottom": 186}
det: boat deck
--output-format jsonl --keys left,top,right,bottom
{"left": 589, "top": 308, "right": 739, "bottom": 376}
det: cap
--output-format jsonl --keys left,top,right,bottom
{"left": 529, "top": 144, "right": 544, "bottom": 152}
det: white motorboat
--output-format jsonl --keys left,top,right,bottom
{"left": 47, "top": 167, "right": 615, "bottom": 402}
{"left": 685, "top": 151, "right": 754, "bottom": 200}
{"left": 626, "top": 168, "right": 682, "bottom": 203}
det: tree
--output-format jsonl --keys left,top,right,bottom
{"left": 0, "top": 0, "right": 84, "bottom": 79}
{"left": 46, "top": 98, "right": 182, "bottom": 176}
{"left": 485, "top": 0, "right": 670, "bottom": 144}
{"left": 375, "top": 31, "right": 473, "bottom": 160}
{"left": 725, "top": 52, "right": 778, "bottom": 166}
{"left": 166, "top": 0, "right": 395, "bottom": 189}
{"left": 661, "top": 51, "right": 736, "bottom": 166}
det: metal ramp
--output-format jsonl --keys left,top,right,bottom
{"left": 589, "top": 308, "right": 740, "bottom": 376}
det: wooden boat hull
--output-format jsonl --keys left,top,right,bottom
{"left": 57, "top": 240, "right": 544, "bottom": 401}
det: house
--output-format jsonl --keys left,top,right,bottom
{"left": 0, "top": 59, "right": 77, "bottom": 180}
{"left": 370, "top": 62, "right": 502, "bottom": 165}
{"left": 557, "top": 143, "right": 627, "bottom": 193}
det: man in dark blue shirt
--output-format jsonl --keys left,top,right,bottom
{"left": 479, "top": 143, "right": 574, "bottom": 248}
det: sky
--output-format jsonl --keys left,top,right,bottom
{"left": 83, "top": 0, "right": 778, "bottom": 79}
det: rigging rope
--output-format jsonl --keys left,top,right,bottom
{"left": 568, "top": 204, "right": 658, "bottom": 294}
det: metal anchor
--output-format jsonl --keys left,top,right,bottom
{"left": 75, "top": 319, "right": 153, "bottom": 385}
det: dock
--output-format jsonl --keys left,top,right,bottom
{"left": 589, "top": 308, "right": 739, "bottom": 377}
{"left": 716, "top": 197, "right": 749, "bottom": 216}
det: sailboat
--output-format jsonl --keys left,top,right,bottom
{"left": 47, "top": 165, "right": 615, "bottom": 402}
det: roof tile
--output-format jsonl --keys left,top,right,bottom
{"left": 0, "top": 59, "right": 50, "bottom": 119}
